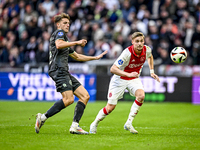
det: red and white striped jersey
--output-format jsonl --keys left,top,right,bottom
{"left": 113, "top": 45, "right": 152, "bottom": 80}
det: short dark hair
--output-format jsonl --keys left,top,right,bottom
{"left": 54, "top": 13, "right": 70, "bottom": 23}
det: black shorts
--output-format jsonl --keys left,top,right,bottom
{"left": 49, "top": 71, "right": 81, "bottom": 93}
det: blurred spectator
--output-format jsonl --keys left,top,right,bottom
{"left": 137, "top": 4, "right": 147, "bottom": 20}
{"left": 161, "top": 0, "right": 176, "bottom": 17}
{"left": 113, "top": 19, "right": 131, "bottom": 39}
{"left": 8, "top": 0, "right": 20, "bottom": 19}
{"left": 0, "top": 40, "right": 13, "bottom": 63}
{"left": 174, "top": 0, "right": 188, "bottom": 23}
{"left": 18, "top": 0, "right": 26, "bottom": 23}
{"left": 42, "top": 31, "right": 50, "bottom": 52}
{"left": 103, "top": 0, "right": 120, "bottom": 11}
{"left": 148, "top": 0, "right": 165, "bottom": 20}
{"left": 9, "top": 46, "right": 22, "bottom": 67}
{"left": 191, "top": 23, "right": 200, "bottom": 49}
{"left": 36, "top": 42, "right": 48, "bottom": 63}
{"left": 92, "top": 23, "right": 104, "bottom": 43}
{"left": 121, "top": 0, "right": 136, "bottom": 25}
{"left": 109, "top": 40, "right": 123, "bottom": 59}
{"left": 24, "top": 4, "right": 38, "bottom": 25}
{"left": 107, "top": 4, "right": 122, "bottom": 23}
{"left": 94, "top": 0, "right": 108, "bottom": 21}
{"left": 0, "top": 0, "right": 199, "bottom": 69}
{"left": 179, "top": 10, "right": 196, "bottom": 31}
{"left": 94, "top": 39, "right": 110, "bottom": 58}
{"left": 26, "top": 17, "right": 42, "bottom": 38}
{"left": 37, "top": 4, "right": 51, "bottom": 28}
{"left": 191, "top": 41, "right": 200, "bottom": 65}
{"left": 41, "top": 0, "right": 54, "bottom": 13}
{"left": 195, "top": 2, "right": 200, "bottom": 23}
{"left": 157, "top": 45, "right": 172, "bottom": 64}
{"left": 24, "top": 36, "right": 38, "bottom": 62}
{"left": 0, "top": 31, "right": 4, "bottom": 49}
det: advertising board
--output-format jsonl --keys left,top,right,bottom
{"left": 0, "top": 72, "right": 96, "bottom": 101}
{"left": 96, "top": 75, "right": 192, "bottom": 102}
{"left": 192, "top": 76, "right": 200, "bottom": 104}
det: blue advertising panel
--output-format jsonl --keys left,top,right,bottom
{"left": 0, "top": 72, "right": 96, "bottom": 102}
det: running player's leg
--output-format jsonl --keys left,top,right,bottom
{"left": 90, "top": 77, "right": 126, "bottom": 134}
{"left": 69, "top": 85, "right": 89, "bottom": 134}
{"left": 35, "top": 75, "right": 74, "bottom": 133}
{"left": 89, "top": 103, "right": 116, "bottom": 134}
{"left": 124, "top": 78, "right": 145, "bottom": 133}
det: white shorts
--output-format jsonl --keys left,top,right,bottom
{"left": 107, "top": 75, "right": 144, "bottom": 105}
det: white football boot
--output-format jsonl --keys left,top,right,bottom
{"left": 89, "top": 122, "right": 98, "bottom": 134}
{"left": 124, "top": 123, "right": 138, "bottom": 134}
{"left": 35, "top": 113, "right": 45, "bottom": 134}
{"left": 69, "top": 124, "right": 89, "bottom": 135}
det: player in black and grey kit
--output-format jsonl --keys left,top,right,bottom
{"left": 35, "top": 13, "right": 107, "bottom": 134}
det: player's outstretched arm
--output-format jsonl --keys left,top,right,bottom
{"left": 70, "top": 50, "right": 108, "bottom": 62}
{"left": 110, "top": 65, "right": 139, "bottom": 78}
{"left": 147, "top": 54, "right": 160, "bottom": 82}
{"left": 55, "top": 39, "right": 87, "bottom": 49}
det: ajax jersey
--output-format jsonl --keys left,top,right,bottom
{"left": 114, "top": 45, "right": 152, "bottom": 80}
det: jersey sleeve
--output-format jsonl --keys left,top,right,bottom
{"left": 55, "top": 30, "right": 65, "bottom": 41}
{"left": 145, "top": 45, "right": 152, "bottom": 59}
{"left": 55, "top": 30, "right": 75, "bottom": 54}
{"left": 114, "top": 48, "right": 131, "bottom": 68}
{"left": 69, "top": 47, "right": 75, "bottom": 54}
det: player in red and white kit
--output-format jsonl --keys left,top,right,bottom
{"left": 89, "top": 32, "right": 160, "bottom": 134}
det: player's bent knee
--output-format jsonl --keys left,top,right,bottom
{"left": 62, "top": 98, "right": 74, "bottom": 106}
{"left": 82, "top": 93, "right": 90, "bottom": 101}
{"left": 136, "top": 95, "right": 145, "bottom": 102}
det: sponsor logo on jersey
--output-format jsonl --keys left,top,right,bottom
{"left": 131, "top": 59, "right": 135, "bottom": 62}
{"left": 128, "top": 63, "right": 143, "bottom": 68}
{"left": 118, "top": 59, "right": 123, "bottom": 65}
{"left": 58, "top": 32, "right": 64, "bottom": 36}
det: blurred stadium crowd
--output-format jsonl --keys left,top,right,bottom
{"left": 0, "top": 0, "right": 200, "bottom": 67}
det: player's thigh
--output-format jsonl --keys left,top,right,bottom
{"left": 127, "top": 78, "right": 144, "bottom": 97}
{"left": 107, "top": 78, "right": 127, "bottom": 105}
{"left": 52, "top": 73, "right": 73, "bottom": 93}
{"left": 74, "top": 85, "right": 90, "bottom": 105}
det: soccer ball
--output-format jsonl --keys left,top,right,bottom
{"left": 170, "top": 47, "right": 187, "bottom": 63}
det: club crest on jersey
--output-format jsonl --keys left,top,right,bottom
{"left": 109, "top": 92, "right": 112, "bottom": 98}
{"left": 140, "top": 56, "right": 145, "bottom": 62}
{"left": 58, "top": 32, "right": 64, "bottom": 36}
{"left": 118, "top": 59, "right": 123, "bottom": 65}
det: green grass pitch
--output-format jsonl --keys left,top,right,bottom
{"left": 0, "top": 101, "right": 200, "bottom": 150}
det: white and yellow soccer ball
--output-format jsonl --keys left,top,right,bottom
{"left": 170, "top": 47, "right": 187, "bottom": 63}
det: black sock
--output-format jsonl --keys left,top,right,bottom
{"left": 45, "top": 99, "right": 66, "bottom": 118}
{"left": 73, "top": 101, "right": 86, "bottom": 123}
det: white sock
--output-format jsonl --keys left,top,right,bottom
{"left": 126, "top": 100, "right": 143, "bottom": 125}
{"left": 41, "top": 114, "right": 47, "bottom": 122}
{"left": 72, "top": 122, "right": 79, "bottom": 127}
{"left": 93, "top": 107, "right": 108, "bottom": 125}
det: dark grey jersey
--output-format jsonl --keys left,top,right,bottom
{"left": 48, "top": 29, "right": 74, "bottom": 74}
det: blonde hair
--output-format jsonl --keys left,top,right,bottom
{"left": 54, "top": 13, "right": 70, "bottom": 23}
{"left": 131, "top": 32, "right": 145, "bottom": 40}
